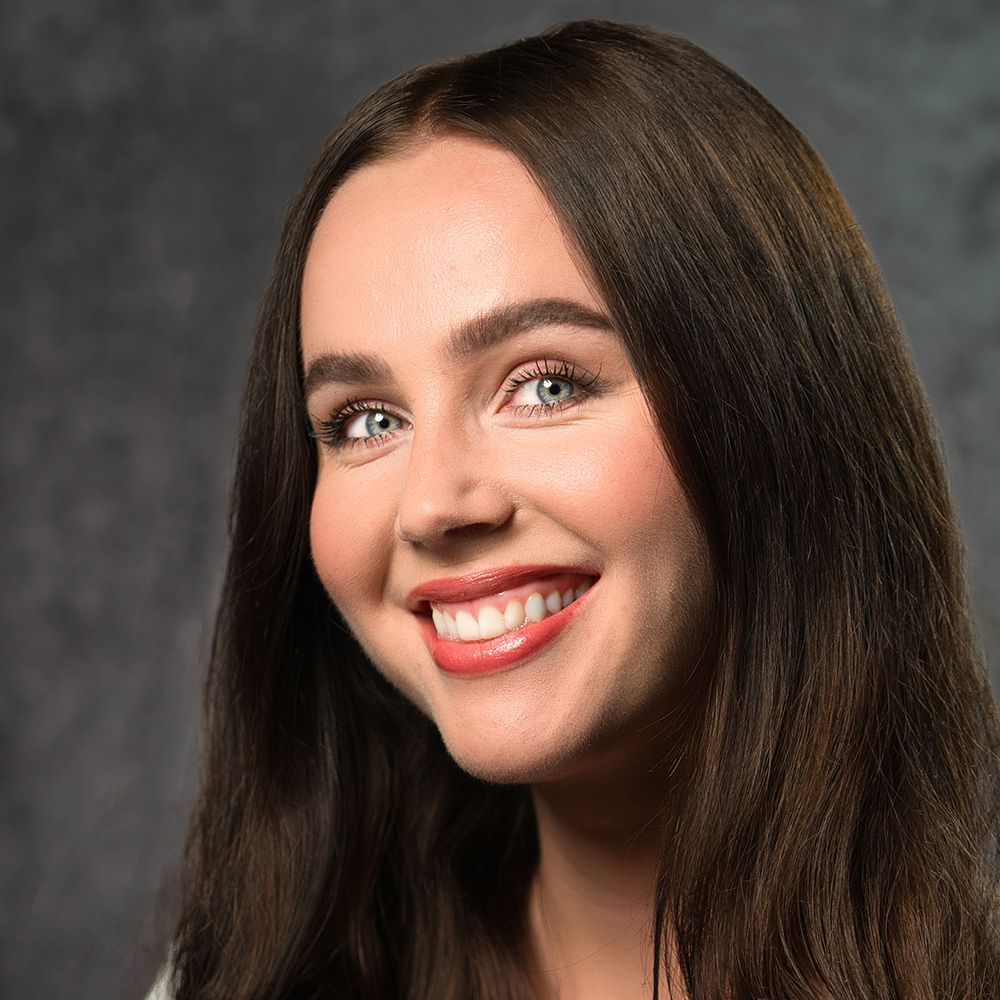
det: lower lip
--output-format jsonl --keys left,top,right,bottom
{"left": 416, "top": 579, "right": 598, "bottom": 677}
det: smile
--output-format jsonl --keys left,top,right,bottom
{"left": 416, "top": 573, "right": 599, "bottom": 677}
{"left": 430, "top": 572, "right": 595, "bottom": 642}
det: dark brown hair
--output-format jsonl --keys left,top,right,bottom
{"left": 167, "top": 18, "right": 1000, "bottom": 999}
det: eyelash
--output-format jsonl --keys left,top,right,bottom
{"left": 310, "top": 358, "right": 603, "bottom": 453}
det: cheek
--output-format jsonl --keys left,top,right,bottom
{"left": 517, "top": 410, "right": 686, "bottom": 553}
{"left": 308, "top": 471, "right": 390, "bottom": 614}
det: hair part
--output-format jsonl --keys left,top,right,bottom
{"left": 169, "top": 18, "right": 1000, "bottom": 999}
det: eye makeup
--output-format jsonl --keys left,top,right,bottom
{"left": 309, "top": 357, "right": 605, "bottom": 453}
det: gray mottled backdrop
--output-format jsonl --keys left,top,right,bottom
{"left": 2, "top": 1, "right": 997, "bottom": 997}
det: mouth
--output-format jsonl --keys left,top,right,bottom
{"left": 414, "top": 571, "right": 599, "bottom": 677}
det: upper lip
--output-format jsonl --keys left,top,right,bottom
{"left": 405, "top": 563, "right": 599, "bottom": 612}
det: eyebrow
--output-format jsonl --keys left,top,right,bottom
{"left": 302, "top": 296, "right": 616, "bottom": 399}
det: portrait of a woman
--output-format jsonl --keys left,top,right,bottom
{"left": 150, "top": 18, "right": 1000, "bottom": 1000}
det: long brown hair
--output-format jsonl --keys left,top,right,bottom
{"left": 168, "top": 18, "right": 1000, "bottom": 999}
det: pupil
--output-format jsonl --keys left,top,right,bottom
{"left": 368, "top": 411, "right": 391, "bottom": 434}
{"left": 542, "top": 378, "right": 566, "bottom": 400}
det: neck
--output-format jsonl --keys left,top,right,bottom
{"left": 521, "top": 729, "right": 688, "bottom": 1000}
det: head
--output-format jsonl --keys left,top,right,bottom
{"left": 300, "top": 133, "right": 716, "bottom": 786}
{"left": 175, "top": 18, "right": 999, "bottom": 999}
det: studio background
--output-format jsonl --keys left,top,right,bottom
{"left": 2, "top": 2, "right": 997, "bottom": 998}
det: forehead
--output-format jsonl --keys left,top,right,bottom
{"left": 299, "top": 136, "right": 602, "bottom": 358}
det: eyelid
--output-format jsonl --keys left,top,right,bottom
{"left": 311, "top": 356, "right": 604, "bottom": 454}
{"left": 309, "top": 396, "right": 407, "bottom": 451}
{"left": 501, "top": 357, "right": 602, "bottom": 396}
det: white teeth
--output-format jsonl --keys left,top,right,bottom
{"left": 455, "top": 610, "right": 479, "bottom": 641}
{"left": 427, "top": 578, "right": 596, "bottom": 640}
{"left": 524, "top": 592, "right": 547, "bottom": 622}
{"left": 503, "top": 599, "right": 524, "bottom": 630}
{"left": 477, "top": 605, "right": 506, "bottom": 639}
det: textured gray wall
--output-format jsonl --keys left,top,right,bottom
{"left": 2, "top": 2, "right": 997, "bottom": 997}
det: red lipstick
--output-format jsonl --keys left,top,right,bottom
{"left": 410, "top": 568, "right": 599, "bottom": 677}
{"left": 406, "top": 563, "right": 597, "bottom": 612}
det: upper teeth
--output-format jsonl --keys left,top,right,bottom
{"left": 430, "top": 579, "right": 593, "bottom": 642}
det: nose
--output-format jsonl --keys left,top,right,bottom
{"left": 393, "top": 415, "right": 515, "bottom": 547}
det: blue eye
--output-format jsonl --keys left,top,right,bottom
{"left": 310, "top": 358, "right": 603, "bottom": 453}
{"left": 340, "top": 405, "right": 404, "bottom": 444}
{"left": 510, "top": 378, "right": 578, "bottom": 406}
{"left": 311, "top": 399, "right": 405, "bottom": 452}
{"left": 502, "top": 359, "right": 598, "bottom": 413}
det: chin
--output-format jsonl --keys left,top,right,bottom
{"left": 445, "top": 749, "right": 551, "bottom": 786}
{"left": 436, "top": 723, "right": 589, "bottom": 786}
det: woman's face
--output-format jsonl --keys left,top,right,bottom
{"left": 301, "top": 136, "right": 714, "bottom": 783}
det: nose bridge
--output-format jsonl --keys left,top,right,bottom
{"left": 394, "top": 404, "right": 512, "bottom": 545}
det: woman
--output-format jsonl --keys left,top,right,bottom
{"left": 154, "top": 17, "right": 1000, "bottom": 1000}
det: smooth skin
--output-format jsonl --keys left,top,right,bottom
{"left": 301, "top": 135, "right": 710, "bottom": 999}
